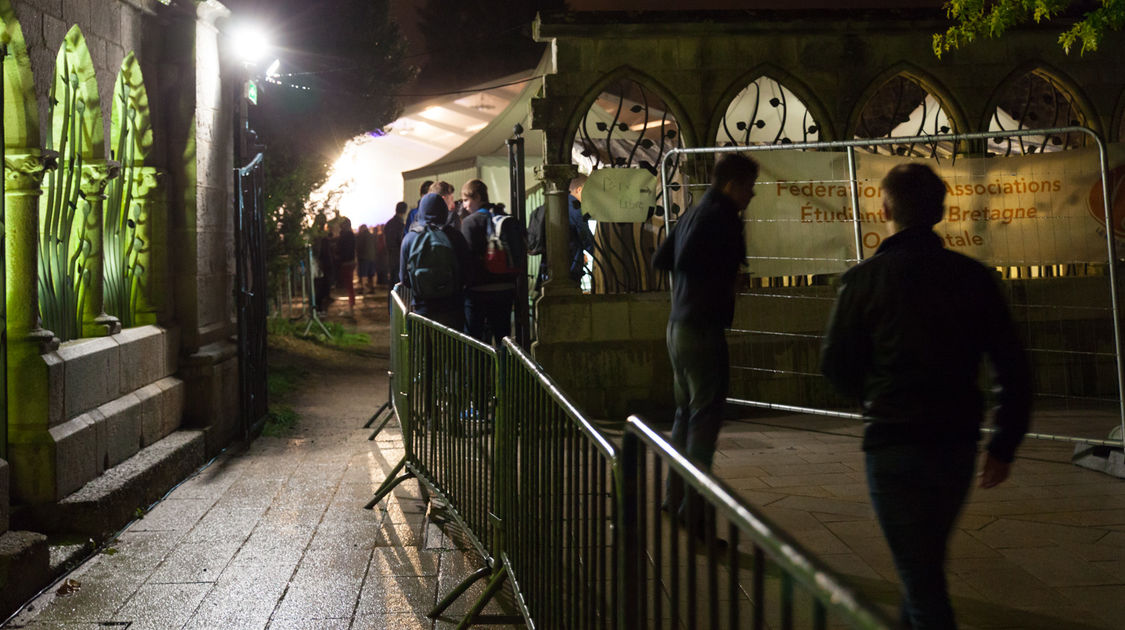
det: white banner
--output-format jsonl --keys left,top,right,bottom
{"left": 742, "top": 144, "right": 1125, "bottom": 276}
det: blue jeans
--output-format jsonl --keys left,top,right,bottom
{"left": 866, "top": 440, "right": 977, "bottom": 630}
{"left": 664, "top": 321, "right": 728, "bottom": 517}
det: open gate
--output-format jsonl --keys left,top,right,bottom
{"left": 234, "top": 151, "right": 268, "bottom": 439}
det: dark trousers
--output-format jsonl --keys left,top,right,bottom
{"left": 664, "top": 320, "right": 728, "bottom": 515}
{"left": 464, "top": 288, "right": 514, "bottom": 345}
{"left": 866, "top": 441, "right": 977, "bottom": 630}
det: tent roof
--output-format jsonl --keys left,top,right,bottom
{"left": 401, "top": 51, "right": 549, "bottom": 179}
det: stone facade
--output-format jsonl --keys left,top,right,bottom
{"left": 529, "top": 10, "right": 1125, "bottom": 418}
{"left": 3, "top": 0, "right": 237, "bottom": 523}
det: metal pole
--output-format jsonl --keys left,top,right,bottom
{"left": 508, "top": 124, "right": 529, "bottom": 347}
{"left": 1093, "top": 137, "right": 1125, "bottom": 445}
{"left": 846, "top": 146, "right": 864, "bottom": 263}
{"left": 232, "top": 69, "right": 249, "bottom": 440}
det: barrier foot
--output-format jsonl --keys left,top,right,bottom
{"left": 366, "top": 408, "right": 395, "bottom": 441}
{"left": 363, "top": 400, "right": 390, "bottom": 429}
{"left": 428, "top": 566, "right": 491, "bottom": 619}
{"left": 452, "top": 568, "right": 508, "bottom": 630}
{"left": 364, "top": 458, "right": 411, "bottom": 510}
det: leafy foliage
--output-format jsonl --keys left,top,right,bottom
{"left": 934, "top": 0, "right": 1125, "bottom": 56}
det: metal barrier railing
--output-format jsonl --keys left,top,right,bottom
{"left": 492, "top": 337, "right": 620, "bottom": 629}
{"left": 621, "top": 416, "right": 893, "bottom": 630}
{"left": 659, "top": 127, "right": 1125, "bottom": 449}
{"left": 365, "top": 298, "right": 501, "bottom": 621}
{"left": 370, "top": 292, "right": 892, "bottom": 629}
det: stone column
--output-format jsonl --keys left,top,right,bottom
{"left": 537, "top": 162, "right": 580, "bottom": 296}
{"left": 5, "top": 149, "right": 59, "bottom": 503}
{"left": 128, "top": 166, "right": 162, "bottom": 326}
{"left": 78, "top": 160, "right": 121, "bottom": 337}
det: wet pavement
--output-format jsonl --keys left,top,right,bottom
{"left": 5, "top": 288, "right": 1124, "bottom": 629}
{"left": 4, "top": 290, "right": 512, "bottom": 629}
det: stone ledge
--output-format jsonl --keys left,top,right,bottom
{"left": 0, "top": 531, "right": 49, "bottom": 618}
{"left": 17, "top": 430, "right": 207, "bottom": 539}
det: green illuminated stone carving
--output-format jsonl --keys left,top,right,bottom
{"left": 38, "top": 26, "right": 110, "bottom": 341}
{"left": 106, "top": 53, "right": 157, "bottom": 328}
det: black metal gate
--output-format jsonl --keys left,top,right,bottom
{"left": 234, "top": 152, "right": 268, "bottom": 439}
{"left": 507, "top": 124, "right": 529, "bottom": 347}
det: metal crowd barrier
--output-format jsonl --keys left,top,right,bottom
{"left": 621, "top": 417, "right": 893, "bottom": 630}
{"left": 369, "top": 296, "right": 891, "bottom": 629}
{"left": 365, "top": 297, "right": 501, "bottom": 621}
{"left": 491, "top": 338, "right": 620, "bottom": 629}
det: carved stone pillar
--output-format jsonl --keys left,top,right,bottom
{"left": 78, "top": 160, "right": 121, "bottom": 337}
{"left": 124, "top": 166, "right": 161, "bottom": 326}
{"left": 5, "top": 149, "right": 59, "bottom": 503}
{"left": 537, "top": 162, "right": 580, "bottom": 297}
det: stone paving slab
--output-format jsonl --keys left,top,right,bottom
{"left": 711, "top": 414, "right": 1125, "bottom": 630}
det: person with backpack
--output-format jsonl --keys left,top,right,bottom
{"left": 399, "top": 192, "right": 474, "bottom": 330}
{"left": 459, "top": 179, "right": 526, "bottom": 345}
{"left": 527, "top": 174, "right": 594, "bottom": 290}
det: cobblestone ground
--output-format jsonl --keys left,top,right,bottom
{"left": 5, "top": 289, "right": 519, "bottom": 630}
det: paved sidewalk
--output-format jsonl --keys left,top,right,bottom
{"left": 711, "top": 412, "right": 1125, "bottom": 630}
{"left": 7, "top": 288, "right": 1123, "bottom": 629}
{"left": 4, "top": 292, "right": 509, "bottom": 630}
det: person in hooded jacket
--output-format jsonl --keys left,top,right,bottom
{"left": 399, "top": 192, "right": 474, "bottom": 330}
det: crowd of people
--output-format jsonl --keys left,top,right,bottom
{"left": 311, "top": 177, "right": 534, "bottom": 348}
{"left": 399, "top": 178, "right": 527, "bottom": 346}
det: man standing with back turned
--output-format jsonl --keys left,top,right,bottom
{"left": 652, "top": 153, "right": 758, "bottom": 517}
{"left": 821, "top": 163, "right": 1032, "bottom": 630}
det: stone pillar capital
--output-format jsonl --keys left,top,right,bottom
{"left": 535, "top": 162, "right": 582, "bottom": 297}
{"left": 4, "top": 150, "right": 49, "bottom": 194}
{"left": 537, "top": 163, "right": 579, "bottom": 194}
{"left": 79, "top": 160, "right": 121, "bottom": 199}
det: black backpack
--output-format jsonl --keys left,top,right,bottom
{"left": 526, "top": 204, "right": 546, "bottom": 255}
{"left": 406, "top": 223, "right": 460, "bottom": 299}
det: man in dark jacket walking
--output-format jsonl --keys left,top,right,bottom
{"left": 821, "top": 163, "right": 1032, "bottom": 630}
{"left": 652, "top": 152, "right": 758, "bottom": 517}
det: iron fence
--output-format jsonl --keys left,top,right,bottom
{"left": 365, "top": 302, "right": 501, "bottom": 621}
{"left": 659, "top": 128, "right": 1125, "bottom": 449}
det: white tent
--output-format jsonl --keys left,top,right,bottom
{"left": 400, "top": 53, "right": 549, "bottom": 210}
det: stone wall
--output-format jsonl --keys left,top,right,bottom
{"left": 11, "top": 0, "right": 159, "bottom": 155}
{"left": 2, "top": 0, "right": 238, "bottom": 508}
{"left": 529, "top": 10, "right": 1125, "bottom": 421}
{"left": 44, "top": 327, "right": 184, "bottom": 498}
{"left": 532, "top": 11, "right": 1125, "bottom": 163}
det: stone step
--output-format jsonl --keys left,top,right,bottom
{"left": 0, "top": 530, "right": 49, "bottom": 618}
{"left": 16, "top": 429, "right": 207, "bottom": 539}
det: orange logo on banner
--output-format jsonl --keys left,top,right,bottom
{"left": 1089, "top": 165, "right": 1125, "bottom": 237}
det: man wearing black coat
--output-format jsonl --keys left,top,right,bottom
{"left": 821, "top": 163, "right": 1032, "bottom": 630}
{"left": 652, "top": 153, "right": 758, "bottom": 517}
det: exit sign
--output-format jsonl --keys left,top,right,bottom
{"left": 246, "top": 79, "right": 258, "bottom": 106}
